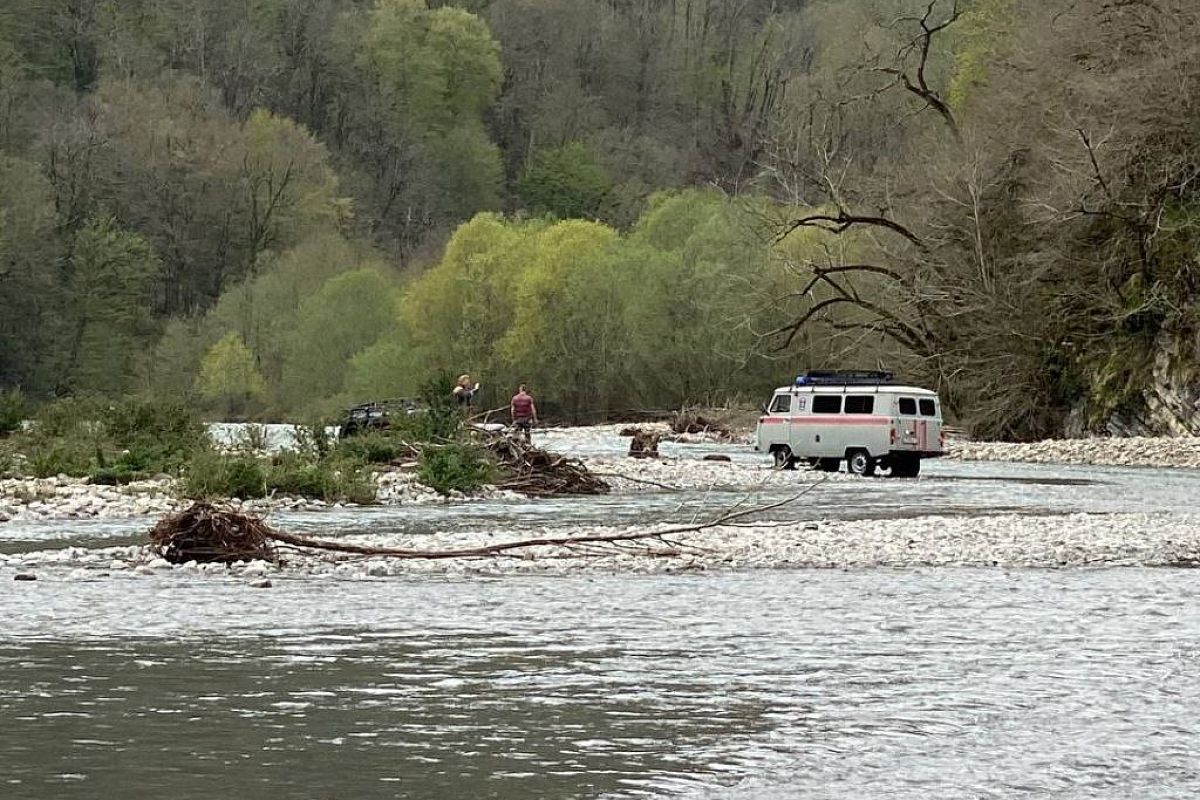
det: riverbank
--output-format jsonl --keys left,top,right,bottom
{"left": 947, "top": 436, "right": 1200, "bottom": 470}
{"left": 4, "top": 511, "right": 1200, "bottom": 580}
{"left": 0, "top": 469, "right": 480, "bottom": 522}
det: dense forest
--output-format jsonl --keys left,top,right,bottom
{"left": 1, "top": 0, "right": 1198, "bottom": 437}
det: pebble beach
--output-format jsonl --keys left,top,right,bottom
{"left": 3, "top": 427, "right": 1200, "bottom": 578}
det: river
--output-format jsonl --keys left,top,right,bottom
{"left": 2, "top": 430, "right": 1199, "bottom": 798}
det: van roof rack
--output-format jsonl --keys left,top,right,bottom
{"left": 794, "top": 370, "right": 896, "bottom": 386}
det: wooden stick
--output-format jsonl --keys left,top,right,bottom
{"left": 263, "top": 484, "right": 821, "bottom": 560}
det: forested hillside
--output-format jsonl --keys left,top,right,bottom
{"left": 1, "top": 0, "right": 1198, "bottom": 437}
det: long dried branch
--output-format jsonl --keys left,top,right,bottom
{"left": 264, "top": 487, "right": 820, "bottom": 560}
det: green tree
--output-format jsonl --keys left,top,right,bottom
{"left": 0, "top": 156, "right": 59, "bottom": 392}
{"left": 400, "top": 213, "right": 535, "bottom": 389}
{"left": 517, "top": 142, "right": 611, "bottom": 219}
{"left": 196, "top": 332, "right": 268, "bottom": 418}
{"left": 500, "top": 219, "right": 631, "bottom": 415}
{"left": 354, "top": 0, "right": 504, "bottom": 250}
{"left": 281, "top": 269, "right": 400, "bottom": 412}
{"left": 63, "top": 217, "right": 161, "bottom": 395}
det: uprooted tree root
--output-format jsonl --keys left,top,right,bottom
{"left": 147, "top": 486, "right": 822, "bottom": 565}
{"left": 149, "top": 503, "right": 278, "bottom": 564}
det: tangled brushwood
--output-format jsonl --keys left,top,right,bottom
{"left": 150, "top": 502, "right": 278, "bottom": 564}
{"left": 485, "top": 435, "right": 609, "bottom": 496}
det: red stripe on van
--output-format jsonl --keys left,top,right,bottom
{"left": 761, "top": 416, "right": 894, "bottom": 426}
{"left": 789, "top": 416, "right": 892, "bottom": 425}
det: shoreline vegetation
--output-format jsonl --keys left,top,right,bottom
{"left": 2, "top": 398, "right": 1200, "bottom": 522}
{"left": 4, "top": 410, "right": 1200, "bottom": 577}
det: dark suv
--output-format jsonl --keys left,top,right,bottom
{"left": 337, "top": 398, "right": 422, "bottom": 438}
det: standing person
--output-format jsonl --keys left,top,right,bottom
{"left": 510, "top": 384, "right": 537, "bottom": 444}
{"left": 452, "top": 374, "right": 479, "bottom": 408}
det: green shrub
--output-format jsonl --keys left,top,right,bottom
{"left": 89, "top": 464, "right": 149, "bottom": 485}
{"left": 266, "top": 456, "right": 376, "bottom": 504}
{"left": 0, "top": 390, "right": 26, "bottom": 437}
{"left": 292, "top": 421, "right": 334, "bottom": 461}
{"left": 334, "top": 430, "right": 411, "bottom": 464}
{"left": 27, "top": 442, "right": 95, "bottom": 478}
{"left": 104, "top": 398, "right": 205, "bottom": 472}
{"left": 0, "top": 443, "right": 18, "bottom": 478}
{"left": 417, "top": 443, "right": 493, "bottom": 495}
{"left": 182, "top": 448, "right": 267, "bottom": 499}
{"left": 30, "top": 396, "right": 107, "bottom": 438}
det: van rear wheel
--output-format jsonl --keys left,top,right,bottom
{"left": 847, "top": 450, "right": 876, "bottom": 477}
{"left": 772, "top": 447, "right": 797, "bottom": 471}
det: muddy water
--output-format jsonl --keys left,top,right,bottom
{"left": 4, "top": 431, "right": 1200, "bottom": 798}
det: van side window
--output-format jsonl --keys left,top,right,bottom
{"left": 769, "top": 394, "right": 791, "bottom": 413}
{"left": 812, "top": 395, "right": 841, "bottom": 414}
{"left": 844, "top": 395, "right": 874, "bottom": 414}
{"left": 919, "top": 399, "right": 937, "bottom": 416}
{"left": 898, "top": 398, "right": 917, "bottom": 415}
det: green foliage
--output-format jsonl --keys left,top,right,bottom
{"left": 104, "top": 398, "right": 206, "bottom": 473}
{"left": 281, "top": 269, "right": 400, "bottom": 410}
{"left": 182, "top": 448, "right": 268, "bottom": 500}
{"left": 62, "top": 218, "right": 161, "bottom": 395}
{"left": 333, "top": 431, "right": 410, "bottom": 465}
{"left": 27, "top": 442, "right": 97, "bottom": 479}
{"left": 947, "top": 0, "right": 1016, "bottom": 110}
{"left": 417, "top": 443, "right": 493, "bottom": 495}
{"left": 197, "top": 333, "right": 267, "bottom": 418}
{"left": 346, "top": 334, "right": 416, "bottom": 400}
{"left": 357, "top": 0, "right": 505, "bottom": 236}
{"left": 0, "top": 389, "right": 25, "bottom": 437}
{"left": 265, "top": 453, "right": 376, "bottom": 504}
{"left": 9, "top": 397, "right": 204, "bottom": 479}
{"left": 517, "top": 142, "right": 611, "bottom": 219}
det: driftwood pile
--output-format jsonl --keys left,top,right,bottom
{"left": 485, "top": 435, "right": 609, "bottom": 496}
{"left": 150, "top": 503, "right": 278, "bottom": 564}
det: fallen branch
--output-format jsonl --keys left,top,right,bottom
{"left": 149, "top": 485, "right": 823, "bottom": 564}
{"left": 589, "top": 471, "right": 683, "bottom": 492}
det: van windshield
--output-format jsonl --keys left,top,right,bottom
{"left": 769, "top": 395, "right": 791, "bottom": 413}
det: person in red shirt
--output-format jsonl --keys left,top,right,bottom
{"left": 510, "top": 384, "right": 537, "bottom": 443}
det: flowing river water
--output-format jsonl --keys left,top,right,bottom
{"left": 3, "top": 429, "right": 1200, "bottom": 798}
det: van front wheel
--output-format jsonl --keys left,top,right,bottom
{"left": 847, "top": 450, "right": 876, "bottom": 477}
{"left": 772, "top": 447, "right": 797, "bottom": 471}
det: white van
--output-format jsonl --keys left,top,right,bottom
{"left": 754, "top": 371, "right": 945, "bottom": 477}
